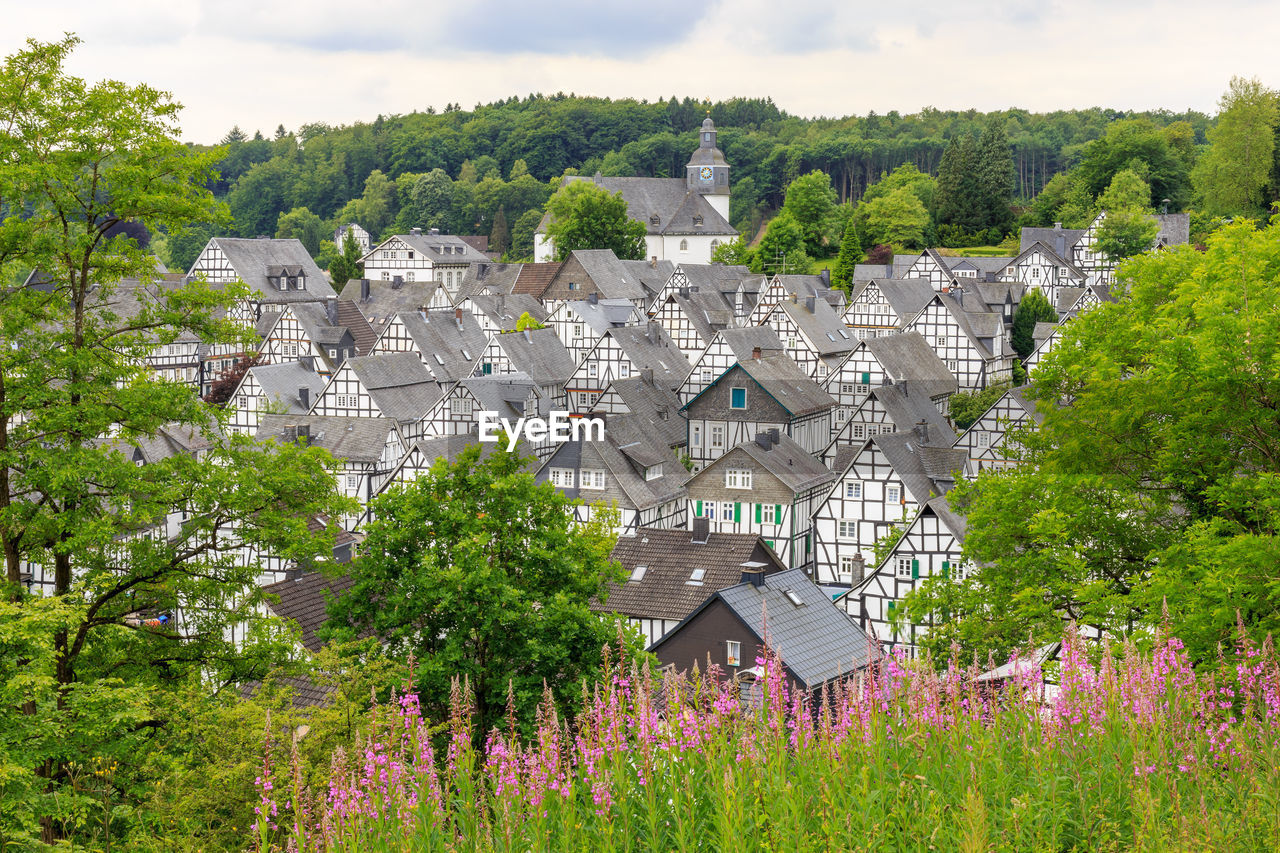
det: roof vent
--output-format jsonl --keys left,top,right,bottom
{"left": 741, "top": 568, "right": 765, "bottom": 588}
{"left": 691, "top": 516, "right": 710, "bottom": 544}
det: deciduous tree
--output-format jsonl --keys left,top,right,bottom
{"left": 1192, "top": 76, "right": 1280, "bottom": 217}
{"left": 543, "top": 181, "right": 646, "bottom": 261}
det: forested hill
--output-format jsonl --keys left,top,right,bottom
{"left": 172, "top": 93, "right": 1210, "bottom": 267}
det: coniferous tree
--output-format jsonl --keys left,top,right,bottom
{"left": 490, "top": 205, "right": 510, "bottom": 256}
{"left": 831, "top": 217, "right": 866, "bottom": 289}
{"left": 1010, "top": 289, "right": 1057, "bottom": 361}
{"left": 934, "top": 135, "right": 984, "bottom": 235}
{"left": 977, "top": 117, "right": 1015, "bottom": 235}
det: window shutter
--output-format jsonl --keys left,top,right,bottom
{"left": 911, "top": 559, "right": 920, "bottom": 580}
{"left": 861, "top": 371, "right": 871, "bottom": 385}
{"left": 754, "top": 503, "right": 762, "bottom": 524}
{"left": 695, "top": 500, "right": 702, "bottom": 517}
{"left": 941, "top": 561, "right": 950, "bottom": 579}
{"left": 775, "top": 504, "right": 782, "bottom": 525}
{"left": 734, "top": 502, "right": 741, "bottom": 523}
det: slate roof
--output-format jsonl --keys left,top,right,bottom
{"left": 706, "top": 432, "right": 835, "bottom": 494}
{"left": 1032, "top": 321, "right": 1060, "bottom": 346}
{"left": 468, "top": 293, "right": 548, "bottom": 330}
{"left": 863, "top": 332, "right": 958, "bottom": 399}
{"left": 455, "top": 374, "right": 537, "bottom": 421}
{"left": 541, "top": 429, "right": 689, "bottom": 511}
{"left": 92, "top": 276, "right": 207, "bottom": 344}
{"left": 607, "top": 324, "right": 692, "bottom": 389}
{"left": 872, "top": 431, "right": 967, "bottom": 503}
{"left": 862, "top": 384, "right": 957, "bottom": 446}
{"left": 393, "top": 232, "right": 490, "bottom": 265}
{"left": 541, "top": 176, "right": 736, "bottom": 237}
{"left": 619, "top": 258, "right": 676, "bottom": 302}
{"left": 457, "top": 262, "right": 524, "bottom": 298}
{"left": 689, "top": 355, "right": 834, "bottom": 418}
{"left": 262, "top": 571, "right": 356, "bottom": 652}
{"left": 1154, "top": 213, "right": 1190, "bottom": 247}
{"left": 339, "top": 278, "right": 448, "bottom": 332}
{"left": 1011, "top": 241, "right": 1087, "bottom": 281}
{"left": 775, "top": 297, "right": 855, "bottom": 356}
{"left": 596, "top": 529, "right": 785, "bottom": 622}
{"left": 240, "top": 674, "right": 339, "bottom": 709}
{"left": 394, "top": 309, "right": 489, "bottom": 383}
{"left": 1020, "top": 226, "right": 1087, "bottom": 256}
{"left": 493, "top": 327, "right": 577, "bottom": 386}
{"left": 713, "top": 326, "right": 787, "bottom": 362}
{"left": 563, "top": 296, "right": 643, "bottom": 334}
{"left": 562, "top": 249, "right": 650, "bottom": 301}
{"left": 210, "top": 238, "right": 336, "bottom": 301}
{"left": 678, "top": 263, "right": 754, "bottom": 295}
{"left": 257, "top": 414, "right": 395, "bottom": 464}
{"left": 592, "top": 375, "right": 686, "bottom": 449}
{"left": 654, "top": 568, "right": 876, "bottom": 689}
{"left": 248, "top": 361, "right": 326, "bottom": 414}
{"left": 343, "top": 353, "right": 442, "bottom": 423}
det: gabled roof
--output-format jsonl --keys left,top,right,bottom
{"left": 343, "top": 353, "right": 442, "bottom": 423}
{"left": 652, "top": 568, "right": 876, "bottom": 689}
{"left": 711, "top": 326, "right": 786, "bottom": 362}
{"left": 457, "top": 262, "right": 524, "bottom": 298}
{"left": 1019, "top": 226, "right": 1087, "bottom": 256}
{"left": 393, "top": 310, "right": 489, "bottom": 383}
{"left": 606, "top": 324, "right": 691, "bottom": 389}
{"left": 455, "top": 374, "right": 537, "bottom": 421}
{"left": 511, "top": 262, "right": 563, "bottom": 298}
{"left": 209, "top": 238, "right": 336, "bottom": 301}
{"left": 677, "top": 263, "right": 754, "bottom": 294}
{"left": 871, "top": 432, "right": 967, "bottom": 504}
{"left": 863, "top": 332, "right": 958, "bottom": 399}
{"left": 257, "top": 414, "right": 397, "bottom": 464}
{"left": 262, "top": 572, "right": 356, "bottom": 652}
{"left": 541, "top": 175, "right": 736, "bottom": 237}
{"left": 467, "top": 293, "right": 548, "bottom": 330}
{"left": 543, "top": 429, "right": 689, "bottom": 511}
{"left": 686, "top": 355, "right": 835, "bottom": 418}
{"left": 561, "top": 249, "right": 650, "bottom": 301}
{"left": 1009, "top": 240, "right": 1087, "bottom": 281}
{"left": 390, "top": 232, "right": 490, "bottom": 265}
{"left": 563, "top": 296, "right": 642, "bottom": 334}
{"left": 862, "top": 384, "right": 958, "bottom": 446}
{"left": 335, "top": 299, "right": 378, "bottom": 355}
{"left": 592, "top": 375, "right": 686, "bottom": 449}
{"left": 618, "top": 258, "right": 676, "bottom": 300}
{"left": 698, "top": 432, "right": 835, "bottom": 494}
{"left": 492, "top": 327, "right": 577, "bottom": 386}
{"left": 339, "top": 278, "right": 448, "bottom": 328}
{"left": 597, "top": 528, "right": 785, "bottom": 622}
{"left": 247, "top": 361, "right": 326, "bottom": 414}
{"left": 774, "top": 296, "right": 855, "bottom": 356}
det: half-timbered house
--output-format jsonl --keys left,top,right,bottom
{"left": 762, "top": 292, "right": 855, "bottom": 379}
{"left": 227, "top": 361, "right": 327, "bottom": 436}
{"left": 309, "top": 352, "right": 442, "bottom": 441}
{"left": 905, "top": 293, "right": 1013, "bottom": 391}
{"left": 587, "top": 372, "right": 687, "bottom": 452}
{"left": 338, "top": 277, "right": 451, "bottom": 342}
{"left": 821, "top": 332, "right": 956, "bottom": 438}
{"left": 676, "top": 326, "right": 785, "bottom": 405}
{"left": 258, "top": 300, "right": 366, "bottom": 375}
{"left": 842, "top": 278, "right": 933, "bottom": 340}
{"left": 457, "top": 292, "right": 548, "bottom": 335}
{"left": 540, "top": 249, "right": 652, "bottom": 310}
{"left": 565, "top": 322, "right": 690, "bottom": 413}
{"left": 360, "top": 229, "right": 489, "bottom": 297}
{"left": 546, "top": 293, "right": 643, "bottom": 366}
{"left": 999, "top": 241, "right": 1086, "bottom": 306}
{"left": 952, "top": 385, "right": 1044, "bottom": 476}
{"left": 478, "top": 327, "right": 577, "bottom": 411}
{"left": 821, "top": 382, "right": 957, "bottom": 463}
{"left": 650, "top": 284, "right": 736, "bottom": 363}
{"left": 369, "top": 307, "right": 488, "bottom": 385}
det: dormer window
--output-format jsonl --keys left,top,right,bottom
{"left": 650, "top": 214, "right": 660, "bottom": 226}
{"left": 692, "top": 215, "right": 703, "bottom": 228}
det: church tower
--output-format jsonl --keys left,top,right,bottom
{"left": 685, "top": 116, "right": 730, "bottom": 223}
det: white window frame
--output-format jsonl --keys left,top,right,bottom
{"left": 726, "top": 640, "right": 741, "bottom": 667}
{"left": 549, "top": 468, "right": 575, "bottom": 488}
{"left": 580, "top": 469, "right": 606, "bottom": 490}
{"left": 845, "top": 481, "right": 862, "bottom": 499}
{"left": 838, "top": 519, "right": 857, "bottom": 540}
{"left": 725, "top": 468, "right": 752, "bottom": 489}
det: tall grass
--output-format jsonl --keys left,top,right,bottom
{"left": 256, "top": 629, "right": 1280, "bottom": 851}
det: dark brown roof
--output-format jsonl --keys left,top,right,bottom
{"left": 511, "top": 262, "right": 563, "bottom": 297}
{"left": 595, "top": 528, "right": 785, "bottom": 622}
{"left": 458, "top": 234, "right": 490, "bottom": 254}
{"left": 263, "top": 571, "right": 355, "bottom": 652}
{"left": 336, "top": 298, "right": 378, "bottom": 355}
{"left": 240, "top": 674, "right": 338, "bottom": 709}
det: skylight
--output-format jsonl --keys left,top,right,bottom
{"left": 433, "top": 353, "right": 445, "bottom": 365}
{"left": 462, "top": 349, "right": 472, "bottom": 361}
{"left": 686, "top": 568, "right": 707, "bottom": 586}
{"left": 784, "top": 590, "right": 804, "bottom": 607}
{"left": 630, "top": 565, "right": 647, "bottom": 582}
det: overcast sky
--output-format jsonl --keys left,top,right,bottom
{"left": 8, "top": 1, "right": 1278, "bottom": 143}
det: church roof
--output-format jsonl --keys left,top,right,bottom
{"left": 540, "top": 176, "right": 736, "bottom": 238}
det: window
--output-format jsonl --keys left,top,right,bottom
{"left": 856, "top": 382, "right": 870, "bottom": 395}
{"left": 619, "top": 362, "right": 630, "bottom": 378}
{"left": 726, "top": 640, "right": 741, "bottom": 666}
{"left": 236, "top": 394, "right": 248, "bottom": 409}
{"left": 568, "top": 281, "right": 577, "bottom": 291}
{"left": 580, "top": 469, "right": 606, "bottom": 490}
{"left": 691, "top": 425, "right": 702, "bottom": 447}
{"left": 346, "top": 475, "right": 358, "bottom": 490}
{"left": 579, "top": 391, "right": 599, "bottom": 408}
{"left": 787, "top": 337, "right": 797, "bottom": 348}
{"left": 947, "top": 361, "right": 959, "bottom": 372}
{"left": 573, "top": 324, "right": 584, "bottom": 338}
{"left": 852, "top": 424, "right": 866, "bottom": 440}
{"left": 761, "top": 503, "right": 776, "bottom": 524}
{"left": 629, "top": 565, "right": 647, "bottom": 582}
{"left": 549, "top": 468, "right": 575, "bottom": 488}
{"left": 382, "top": 271, "right": 391, "bottom": 280}
{"left": 784, "top": 590, "right": 804, "bottom": 607}
{"left": 645, "top": 464, "right": 663, "bottom": 481}
{"left": 838, "top": 520, "right": 857, "bottom": 540}
{"left": 687, "top": 568, "right": 707, "bottom": 586}
{"left": 839, "top": 555, "right": 858, "bottom": 582}
{"left": 704, "top": 502, "right": 716, "bottom": 519}
{"left": 730, "top": 387, "right": 747, "bottom": 409}
{"left": 406, "top": 271, "right": 415, "bottom": 282}
{"left": 450, "top": 397, "right": 473, "bottom": 415}
{"left": 702, "top": 367, "right": 714, "bottom": 383}
{"left": 679, "top": 239, "right": 689, "bottom": 251}
{"left": 836, "top": 409, "right": 847, "bottom": 422}
{"left": 710, "top": 426, "right": 724, "bottom": 449}
{"left": 587, "top": 362, "right": 598, "bottom": 378}
{"left": 936, "top": 336, "right": 947, "bottom": 348}
{"left": 976, "top": 430, "right": 991, "bottom": 448}
{"left": 896, "top": 557, "right": 913, "bottom": 579}
{"left": 887, "top": 486, "right": 901, "bottom": 504}
{"left": 840, "top": 383, "right": 855, "bottom": 395}
{"left": 845, "top": 481, "right": 862, "bottom": 499}
{"left": 725, "top": 469, "right": 752, "bottom": 489}
{"left": 329, "top": 348, "right": 337, "bottom": 358}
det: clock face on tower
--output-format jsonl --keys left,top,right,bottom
{"left": 699, "top": 166, "right": 713, "bottom": 181}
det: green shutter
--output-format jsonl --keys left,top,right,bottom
{"left": 942, "top": 561, "right": 950, "bottom": 579}
{"left": 734, "top": 502, "right": 741, "bottom": 523}
{"left": 775, "top": 504, "right": 782, "bottom": 525}
{"left": 755, "top": 503, "right": 762, "bottom": 524}
{"left": 695, "top": 500, "right": 702, "bottom": 517}
{"left": 861, "top": 371, "right": 870, "bottom": 385}
{"left": 887, "top": 600, "right": 896, "bottom": 612}
{"left": 911, "top": 558, "right": 920, "bottom": 580}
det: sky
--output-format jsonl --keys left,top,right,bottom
{"left": 7, "top": 0, "right": 1279, "bottom": 144}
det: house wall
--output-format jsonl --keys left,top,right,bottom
{"left": 653, "top": 599, "right": 760, "bottom": 676}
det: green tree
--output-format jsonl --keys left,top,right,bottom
{"left": 274, "top": 205, "right": 326, "bottom": 257}
{"left": 0, "top": 37, "right": 352, "bottom": 844}
{"left": 1010, "top": 289, "right": 1057, "bottom": 361}
{"left": 905, "top": 221, "right": 1280, "bottom": 666}
{"left": 751, "top": 209, "right": 810, "bottom": 273}
{"left": 857, "top": 187, "right": 930, "bottom": 250}
{"left": 328, "top": 230, "right": 365, "bottom": 287}
{"left": 976, "top": 117, "right": 1015, "bottom": 234}
{"left": 542, "top": 181, "right": 646, "bottom": 261}
{"left": 510, "top": 208, "right": 543, "bottom": 260}
{"left": 489, "top": 204, "right": 511, "bottom": 256}
{"left": 947, "top": 381, "right": 1011, "bottom": 432}
{"left": 322, "top": 445, "right": 639, "bottom": 736}
{"left": 934, "top": 135, "right": 984, "bottom": 233}
{"left": 861, "top": 164, "right": 936, "bottom": 213}
{"left": 1192, "top": 77, "right": 1280, "bottom": 216}
{"left": 782, "top": 169, "right": 837, "bottom": 256}
{"left": 515, "top": 311, "right": 543, "bottom": 331}
{"left": 1094, "top": 170, "right": 1159, "bottom": 264}
{"left": 830, "top": 217, "right": 865, "bottom": 289}
{"left": 711, "top": 235, "right": 755, "bottom": 267}
{"left": 1074, "top": 118, "right": 1191, "bottom": 210}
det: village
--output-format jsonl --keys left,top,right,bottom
{"left": 15, "top": 119, "right": 1190, "bottom": 697}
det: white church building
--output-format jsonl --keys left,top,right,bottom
{"left": 535, "top": 117, "right": 737, "bottom": 265}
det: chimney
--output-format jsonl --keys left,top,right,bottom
{"left": 790, "top": 293, "right": 798, "bottom": 304}
{"left": 360, "top": 278, "right": 370, "bottom": 301}
{"left": 300, "top": 355, "right": 316, "bottom": 373}
{"left": 588, "top": 292, "right": 599, "bottom": 306}
{"left": 850, "top": 553, "right": 865, "bottom": 583}
{"left": 325, "top": 295, "right": 338, "bottom": 326}
{"left": 455, "top": 306, "right": 463, "bottom": 328}
{"left": 751, "top": 346, "right": 762, "bottom": 360}
{"left": 691, "top": 516, "right": 710, "bottom": 544}
{"left": 523, "top": 328, "right": 533, "bottom": 343}
{"left": 649, "top": 256, "right": 657, "bottom": 269}
{"left": 805, "top": 295, "right": 815, "bottom": 313}
{"left": 755, "top": 432, "right": 772, "bottom": 450}
{"left": 885, "top": 262, "right": 893, "bottom": 279}
{"left": 647, "top": 320, "right": 661, "bottom": 343}
{"left": 495, "top": 292, "right": 505, "bottom": 317}
{"left": 283, "top": 424, "right": 297, "bottom": 442}
{"left": 914, "top": 419, "right": 929, "bottom": 444}
{"left": 296, "top": 423, "right": 311, "bottom": 445}
{"left": 740, "top": 568, "right": 765, "bottom": 588}
{"left": 410, "top": 227, "right": 422, "bottom": 236}
{"left": 768, "top": 427, "right": 780, "bottom": 445}
{"left": 298, "top": 387, "right": 310, "bottom": 411}
{"left": 428, "top": 227, "right": 440, "bottom": 235}
{"left": 1056, "top": 232, "right": 1066, "bottom": 258}
{"left": 679, "top": 286, "right": 690, "bottom": 298}
{"left": 640, "top": 367, "right": 654, "bottom": 385}
{"left": 819, "top": 268, "right": 831, "bottom": 287}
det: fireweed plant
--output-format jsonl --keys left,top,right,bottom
{"left": 256, "top": 628, "right": 1280, "bottom": 851}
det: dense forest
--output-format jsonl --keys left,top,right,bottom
{"left": 167, "top": 94, "right": 1217, "bottom": 270}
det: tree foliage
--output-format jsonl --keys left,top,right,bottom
{"left": 322, "top": 445, "right": 640, "bottom": 737}
{"left": 1010, "top": 289, "right": 1058, "bottom": 361}
{"left": 1192, "top": 76, "right": 1280, "bottom": 217}
{"left": 830, "top": 216, "right": 866, "bottom": 289}
{"left": 328, "top": 230, "right": 364, "bottom": 287}
{"left": 543, "top": 181, "right": 646, "bottom": 261}
{"left": 274, "top": 206, "right": 326, "bottom": 257}
{"left": 906, "top": 221, "right": 1280, "bottom": 666}
{"left": 782, "top": 169, "right": 837, "bottom": 256}
{"left": 752, "top": 209, "right": 809, "bottom": 273}
{"left": 857, "top": 187, "right": 930, "bottom": 251}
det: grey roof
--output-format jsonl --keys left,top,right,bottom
{"left": 339, "top": 278, "right": 449, "bottom": 330}
{"left": 941, "top": 255, "right": 1011, "bottom": 275}
{"left": 1011, "top": 241, "right": 1087, "bottom": 281}
{"left": 248, "top": 361, "right": 327, "bottom": 414}
{"left": 563, "top": 296, "right": 643, "bottom": 334}
{"left": 540, "top": 429, "right": 689, "bottom": 511}
{"left": 1032, "top": 321, "right": 1060, "bottom": 345}
{"left": 656, "top": 568, "right": 875, "bottom": 689}
{"left": 392, "top": 232, "right": 491, "bottom": 265}
{"left": 456, "top": 262, "right": 524, "bottom": 298}
{"left": 597, "top": 529, "right": 785, "bottom": 622}
{"left": 257, "top": 414, "right": 396, "bottom": 463}
{"left": 343, "top": 353, "right": 442, "bottom": 423}
{"left": 607, "top": 324, "right": 692, "bottom": 390}
{"left": 1055, "top": 287, "right": 1085, "bottom": 314}
{"left": 467, "top": 292, "right": 548, "bottom": 330}
{"left": 493, "top": 327, "right": 577, "bottom": 386}
{"left": 678, "top": 263, "right": 754, "bottom": 295}
{"left": 865, "top": 384, "right": 958, "bottom": 446}
{"left": 707, "top": 432, "right": 835, "bottom": 494}
{"left": 592, "top": 375, "right": 686, "bottom": 449}
{"left": 394, "top": 310, "right": 489, "bottom": 383}
{"left": 689, "top": 355, "right": 835, "bottom": 418}
{"left": 618, "top": 258, "right": 677, "bottom": 301}
{"left": 775, "top": 296, "right": 855, "bottom": 356}
{"left": 542, "top": 176, "right": 736, "bottom": 237}
{"left": 1020, "top": 226, "right": 1087, "bottom": 256}
{"left": 563, "top": 249, "right": 650, "bottom": 301}
{"left": 208, "top": 238, "right": 336, "bottom": 301}
{"left": 661, "top": 287, "right": 735, "bottom": 345}
{"left": 712, "top": 326, "right": 786, "bottom": 362}
{"left": 456, "top": 374, "right": 537, "bottom": 421}
{"left": 871, "top": 432, "right": 967, "bottom": 503}
{"left": 1154, "top": 213, "right": 1190, "bottom": 247}
{"left": 863, "top": 332, "right": 958, "bottom": 399}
